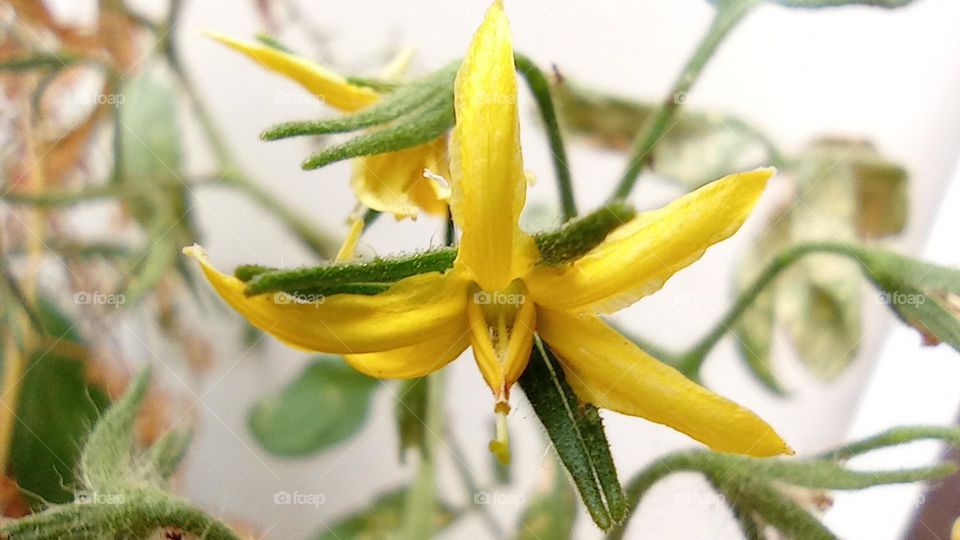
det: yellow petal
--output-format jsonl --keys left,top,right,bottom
{"left": 204, "top": 30, "right": 379, "bottom": 112}
{"left": 351, "top": 137, "right": 449, "bottom": 219}
{"left": 183, "top": 245, "right": 468, "bottom": 354}
{"left": 344, "top": 323, "right": 470, "bottom": 379}
{"left": 537, "top": 309, "right": 791, "bottom": 457}
{"left": 527, "top": 168, "right": 775, "bottom": 313}
{"left": 449, "top": 1, "right": 536, "bottom": 291}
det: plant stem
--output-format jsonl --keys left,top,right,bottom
{"left": 676, "top": 241, "right": 859, "bottom": 377}
{"left": 403, "top": 373, "right": 442, "bottom": 539}
{"left": 163, "top": 32, "right": 338, "bottom": 259}
{"left": 515, "top": 53, "right": 578, "bottom": 220}
{"left": 818, "top": 426, "right": 960, "bottom": 461}
{"left": 610, "top": 0, "right": 759, "bottom": 201}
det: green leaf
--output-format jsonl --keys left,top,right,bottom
{"left": 519, "top": 339, "right": 625, "bottom": 531}
{"left": 855, "top": 247, "right": 960, "bottom": 350}
{"left": 79, "top": 368, "right": 152, "bottom": 490}
{"left": 314, "top": 488, "right": 456, "bottom": 540}
{"left": 394, "top": 378, "right": 429, "bottom": 460}
{"left": 515, "top": 456, "right": 577, "bottom": 540}
{"left": 553, "top": 82, "right": 775, "bottom": 189}
{"left": 302, "top": 92, "right": 454, "bottom": 170}
{"left": 8, "top": 299, "right": 109, "bottom": 506}
{"left": 248, "top": 358, "right": 380, "bottom": 456}
{"left": 238, "top": 202, "right": 637, "bottom": 300}
{"left": 262, "top": 63, "right": 458, "bottom": 140}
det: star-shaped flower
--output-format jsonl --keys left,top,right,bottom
{"left": 187, "top": 1, "right": 791, "bottom": 462}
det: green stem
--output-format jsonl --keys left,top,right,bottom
{"left": 403, "top": 373, "right": 443, "bottom": 539}
{"left": 514, "top": 53, "right": 578, "bottom": 220}
{"left": 818, "top": 426, "right": 960, "bottom": 461}
{"left": 610, "top": 0, "right": 759, "bottom": 201}
{"left": 676, "top": 241, "right": 858, "bottom": 377}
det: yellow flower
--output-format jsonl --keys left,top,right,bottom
{"left": 188, "top": 2, "right": 790, "bottom": 461}
{"left": 206, "top": 31, "right": 448, "bottom": 219}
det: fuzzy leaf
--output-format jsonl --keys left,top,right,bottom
{"left": 79, "top": 368, "right": 152, "bottom": 490}
{"left": 248, "top": 358, "right": 380, "bottom": 456}
{"left": 302, "top": 92, "right": 453, "bottom": 170}
{"left": 519, "top": 339, "right": 625, "bottom": 531}
{"left": 262, "top": 63, "right": 458, "bottom": 140}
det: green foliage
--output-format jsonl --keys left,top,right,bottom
{"left": 733, "top": 140, "right": 908, "bottom": 389}
{"left": 0, "top": 369, "right": 238, "bottom": 540}
{"left": 235, "top": 201, "right": 637, "bottom": 302}
{"left": 313, "top": 488, "right": 456, "bottom": 540}
{"left": 248, "top": 358, "right": 380, "bottom": 456}
{"left": 262, "top": 63, "right": 458, "bottom": 140}
{"left": 553, "top": 81, "right": 779, "bottom": 190}
{"left": 610, "top": 426, "right": 960, "bottom": 539}
{"left": 8, "top": 299, "right": 109, "bottom": 506}
{"left": 855, "top": 247, "right": 960, "bottom": 350}
{"left": 518, "top": 339, "right": 626, "bottom": 531}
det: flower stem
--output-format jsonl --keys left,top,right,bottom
{"left": 676, "top": 241, "right": 860, "bottom": 377}
{"left": 609, "top": 0, "right": 759, "bottom": 201}
{"left": 514, "top": 53, "right": 578, "bottom": 220}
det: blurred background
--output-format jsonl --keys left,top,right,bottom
{"left": 2, "top": 0, "right": 959, "bottom": 538}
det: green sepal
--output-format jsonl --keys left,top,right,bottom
{"left": 301, "top": 91, "right": 454, "bottom": 170}
{"left": 262, "top": 63, "right": 458, "bottom": 141}
{"left": 519, "top": 339, "right": 626, "bottom": 531}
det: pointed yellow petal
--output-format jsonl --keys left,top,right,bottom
{"left": 537, "top": 309, "right": 792, "bottom": 457}
{"left": 527, "top": 168, "right": 775, "bottom": 313}
{"left": 449, "top": 2, "right": 536, "bottom": 291}
{"left": 351, "top": 137, "right": 449, "bottom": 219}
{"left": 184, "top": 245, "right": 468, "bottom": 354}
{"left": 205, "top": 30, "right": 379, "bottom": 112}
{"left": 344, "top": 323, "right": 469, "bottom": 379}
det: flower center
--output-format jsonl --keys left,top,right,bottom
{"left": 465, "top": 279, "right": 536, "bottom": 465}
